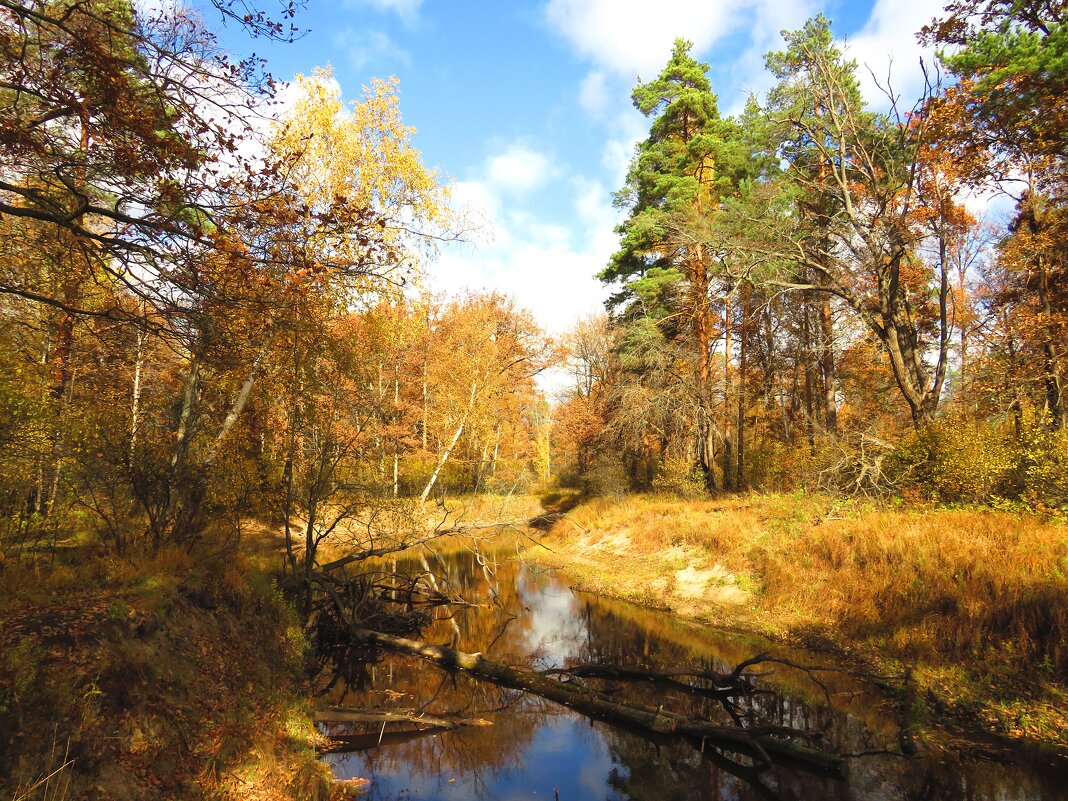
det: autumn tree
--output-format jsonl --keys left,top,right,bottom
{"left": 752, "top": 17, "right": 969, "bottom": 427}
{"left": 926, "top": 0, "right": 1068, "bottom": 428}
{"left": 552, "top": 315, "right": 616, "bottom": 481}
{"left": 419, "top": 293, "right": 555, "bottom": 501}
{"left": 0, "top": 0, "right": 306, "bottom": 543}
{"left": 272, "top": 67, "right": 454, "bottom": 266}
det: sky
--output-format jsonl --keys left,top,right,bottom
{"left": 211, "top": 0, "right": 955, "bottom": 339}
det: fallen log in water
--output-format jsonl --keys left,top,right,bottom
{"left": 548, "top": 662, "right": 751, "bottom": 685}
{"left": 321, "top": 727, "right": 455, "bottom": 754}
{"left": 543, "top": 661, "right": 770, "bottom": 702}
{"left": 344, "top": 625, "right": 843, "bottom": 775}
{"left": 315, "top": 706, "right": 493, "bottom": 754}
{"left": 314, "top": 706, "right": 489, "bottom": 729}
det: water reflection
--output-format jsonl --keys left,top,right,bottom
{"left": 319, "top": 548, "right": 1066, "bottom": 801}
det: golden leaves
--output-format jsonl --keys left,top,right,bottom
{"left": 271, "top": 68, "right": 452, "bottom": 266}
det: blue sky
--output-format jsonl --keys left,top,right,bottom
{"left": 215, "top": 0, "right": 952, "bottom": 336}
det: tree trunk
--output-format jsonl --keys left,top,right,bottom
{"left": 170, "top": 352, "right": 202, "bottom": 472}
{"left": 343, "top": 626, "right": 843, "bottom": 774}
{"left": 691, "top": 245, "right": 715, "bottom": 490}
{"left": 129, "top": 327, "right": 145, "bottom": 462}
{"left": 819, "top": 294, "right": 837, "bottom": 435}
{"left": 422, "top": 309, "right": 430, "bottom": 451}
{"left": 722, "top": 280, "right": 733, "bottom": 489}
{"left": 419, "top": 382, "right": 477, "bottom": 504}
{"left": 393, "top": 367, "right": 401, "bottom": 498}
{"left": 1037, "top": 256, "right": 1066, "bottom": 428}
{"left": 801, "top": 292, "right": 815, "bottom": 447}
{"left": 736, "top": 291, "right": 747, "bottom": 489}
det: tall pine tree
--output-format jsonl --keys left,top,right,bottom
{"left": 603, "top": 39, "right": 751, "bottom": 488}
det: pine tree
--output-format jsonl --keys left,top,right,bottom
{"left": 603, "top": 39, "right": 751, "bottom": 488}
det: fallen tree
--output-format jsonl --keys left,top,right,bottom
{"left": 315, "top": 706, "right": 493, "bottom": 754}
{"left": 341, "top": 625, "right": 844, "bottom": 775}
{"left": 314, "top": 707, "right": 489, "bottom": 728}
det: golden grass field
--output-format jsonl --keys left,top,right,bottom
{"left": 533, "top": 491, "right": 1068, "bottom": 751}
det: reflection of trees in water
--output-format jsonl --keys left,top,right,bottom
{"left": 320, "top": 653, "right": 544, "bottom": 779}
{"left": 841, "top": 750, "right": 1068, "bottom": 801}
{"left": 317, "top": 549, "right": 559, "bottom": 782}
{"left": 598, "top": 725, "right": 852, "bottom": 801}
{"left": 355, "top": 700, "right": 537, "bottom": 785}
{"left": 595, "top": 692, "right": 1065, "bottom": 801}
{"left": 574, "top": 594, "right": 900, "bottom": 758}
{"left": 319, "top": 550, "right": 1067, "bottom": 801}
{"left": 576, "top": 598, "right": 901, "bottom": 734}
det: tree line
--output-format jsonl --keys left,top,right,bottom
{"left": 0, "top": 1, "right": 554, "bottom": 562}
{"left": 554, "top": 4, "right": 1067, "bottom": 506}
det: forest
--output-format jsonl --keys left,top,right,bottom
{"left": 0, "top": 0, "right": 1065, "bottom": 799}
{"left": 554, "top": 15, "right": 1067, "bottom": 501}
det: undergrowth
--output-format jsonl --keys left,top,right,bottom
{"left": 0, "top": 537, "right": 336, "bottom": 801}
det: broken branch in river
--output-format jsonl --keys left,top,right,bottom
{"left": 314, "top": 706, "right": 488, "bottom": 729}
{"left": 341, "top": 624, "right": 844, "bottom": 775}
{"left": 315, "top": 706, "right": 493, "bottom": 754}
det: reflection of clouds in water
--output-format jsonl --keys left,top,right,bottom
{"left": 578, "top": 733, "right": 617, "bottom": 799}
{"left": 344, "top": 714, "right": 623, "bottom": 801}
{"left": 522, "top": 581, "right": 587, "bottom": 668}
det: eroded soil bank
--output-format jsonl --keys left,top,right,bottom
{"left": 528, "top": 491, "right": 1068, "bottom": 759}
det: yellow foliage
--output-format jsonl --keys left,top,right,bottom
{"left": 272, "top": 67, "right": 452, "bottom": 265}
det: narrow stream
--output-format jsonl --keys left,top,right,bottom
{"left": 318, "top": 547, "right": 1066, "bottom": 801}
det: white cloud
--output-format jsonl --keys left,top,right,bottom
{"left": 485, "top": 143, "right": 556, "bottom": 194}
{"left": 346, "top": 0, "right": 423, "bottom": 22}
{"left": 132, "top": 0, "right": 178, "bottom": 17}
{"left": 431, "top": 148, "right": 617, "bottom": 351}
{"left": 433, "top": 230, "right": 609, "bottom": 338}
{"left": 547, "top": 0, "right": 820, "bottom": 139}
{"left": 961, "top": 185, "right": 1017, "bottom": 224}
{"left": 332, "top": 28, "right": 410, "bottom": 70}
{"left": 573, "top": 176, "right": 621, "bottom": 256}
{"left": 843, "top": 0, "right": 947, "bottom": 108}
{"left": 450, "top": 179, "right": 501, "bottom": 223}
{"left": 601, "top": 106, "right": 646, "bottom": 187}
{"left": 545, "top": 0, "right": 743, "bottom": 77}
{"left": 720, "top": 0, "right": 821, "bottom": 115}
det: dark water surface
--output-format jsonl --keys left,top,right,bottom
{"left": 319, "top": 548, "right": 1066, "bottom": 801}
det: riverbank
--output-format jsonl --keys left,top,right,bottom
{"left": 0, "top": 492, "right": 554, "bottom": 800}
{"left": 0, "top": 537, "right": 334, "bottom": 801}
{"left": 529, "top": 491, "right": 1068, "bottom": 757}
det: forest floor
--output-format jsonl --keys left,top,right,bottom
{"left": 0, "top": 530, "right": 343, "bottom": 801}
{"left": 529, "top": 490, "right": 1068, "bottom": 760}
{"left": 0, "top": 493, "right": 546, "bottom": 801}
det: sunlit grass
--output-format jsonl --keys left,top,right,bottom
{"left": 539, "top": 491, "right": 1068, "bottom": 748}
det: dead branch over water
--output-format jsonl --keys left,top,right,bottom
{"left": 339, "top": 624, "right": 844, "bottom": 775}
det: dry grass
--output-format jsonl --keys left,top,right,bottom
{"left": 539, "top": 492, "right": 1068, "bottom": 748}
{"left": 0, "top": 535, "right": 335, "bottom": 801}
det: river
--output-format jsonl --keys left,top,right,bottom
{"left": 317, "top": 545, "right": 1066, "bottom": 801}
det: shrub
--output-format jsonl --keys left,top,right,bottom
{"left": 891, "top": 416, "right": 1068, "bottom": 510}
{"left": 890, "top": 417, "right": 1018, "bottom": 503}
{"left": 1017, "top": 425, "right": 1068, "bottom": 510}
